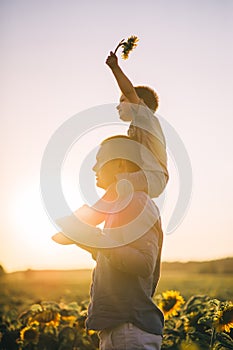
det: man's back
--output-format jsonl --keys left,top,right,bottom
{"left": 86, "top": 191, "right": 164, "bottom": 335}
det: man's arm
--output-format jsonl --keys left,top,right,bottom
{"left": 106, "top": 51, "right": 140, "bottom": 104}
{"left": 101, "top": 227, "right": 159, "bottom": 278}
{"left": 73, "top": 183, "right": 118, "bottom": 226}
{"left": 74, "top": 204, "right": 105, "bottom": 226}
{"left": 52, "top": 232, "right": 98, "bottom": 260}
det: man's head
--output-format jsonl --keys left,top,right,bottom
{"left": 92, "top": 135, "right": 140, "bottom": 189}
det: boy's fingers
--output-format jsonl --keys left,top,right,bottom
{"left": 105, "top": 52, "right": 117, "bottom": 66}
{"left": 110, "top": 51, "right": 116, "bottom": 57}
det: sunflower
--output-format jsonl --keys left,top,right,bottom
{"left": 61, "top": 315, "right": 77, "bottom": 326}
{"left": 213, "top": 302, "right": 233, "bottom": 333}
{"left": 121, "top": 36, "right": 139, "bottom": 59}
{"left": 158, "top": 290, "right": 185, "bottom": 320}
{"left": 33, "top": 309, "right": 61, "bottom": 327}
{"left": 20, "top": 324, "right": 39, "bottom": 345}
{"left": 180, "top": 340, "right": 201, "bottom": 350}
{"left": 45, "top": 312, "right": 61, "bottom": 327}
{"left": 114, "top": 36, "right": 139, "bottom": 60}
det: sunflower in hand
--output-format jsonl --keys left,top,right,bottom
{"left": 114, "top": 35, "right": 139, "bottom": 59}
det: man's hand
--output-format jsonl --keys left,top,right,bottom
{"left": 105, "top": 51, "right": 118, "bottom": 70}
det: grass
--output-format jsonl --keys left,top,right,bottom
{"left": 158, "top": 270, "right": 232, "bottom": 300}
{"left": 1, "top": 269, "right": 232, "bottom": 314}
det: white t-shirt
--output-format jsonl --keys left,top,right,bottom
{"left": 117, "top": 100, "right": 169, "bottom": 198}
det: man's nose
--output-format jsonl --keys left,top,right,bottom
{"left": 92, "top": 163, "right": 97, "bottom": 172}
{"left": 116, "top": 103, "right": 120, "bottom": 110}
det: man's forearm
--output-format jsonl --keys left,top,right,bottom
{"left": 74, "top": 204, "right": 105, "bottom": 226}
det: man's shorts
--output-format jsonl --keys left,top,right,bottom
{"left": 98, "top": 322, "right": 162, "bottom": 350}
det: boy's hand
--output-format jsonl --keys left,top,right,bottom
{"left": 106, "top": 49, "right": 140, "bottom": 105}
{"left": 52, "top": 232, "right": 75, "bottom": 245}
{"left": 106, "top": 51, "right": 118, "bottom": 70}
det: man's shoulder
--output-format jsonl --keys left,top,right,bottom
{"left": 131, "top": 191, "right": 159, "bottom": 215}
{"left": 132, "top": 190, "right": 154, "bottom": 202}
{"left": 132, "top": 190, "right": 150, "bottom": 200}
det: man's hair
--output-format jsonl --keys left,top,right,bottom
{"left": 101, "top": 135, "right": 140, "bottom": 173}
{"left": 101, "top": 134, "right": 129, "bottom": 145}
{"left": 134, "top": 86, "right": 159, "bottom": 112}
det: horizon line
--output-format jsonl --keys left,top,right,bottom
{"left": 2, "top": 256, "right": 232, "bottom": 274}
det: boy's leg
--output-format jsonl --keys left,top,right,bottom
{"left": 116, "top": 170, "right": 168, "bottom": 198}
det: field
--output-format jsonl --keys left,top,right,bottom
{"left": 0, "top": 260, "right": 232, "bottom": 349}
{"left": 1, "top": 269, "right": 232, "bottom": 312}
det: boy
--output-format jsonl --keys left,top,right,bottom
{"left": 74, "top": 51, "right": 169, "bottom": 224}
{"left": 106, "top": 51, "right": 168, "bottom": 198}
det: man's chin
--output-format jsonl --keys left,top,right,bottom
{"left": 96, "top": 179, "right": 104, "bottom": 189}
{"left": 96, "top": 179, "right": 108, "bottom": 190}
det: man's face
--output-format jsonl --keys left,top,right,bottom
{"left": 117, "top": 95, "right": 133, "bottom": 121}
{"left": 92, "top": 145, "right": 120, "bottom": 190}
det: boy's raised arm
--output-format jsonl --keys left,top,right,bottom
{"left": 106, "top": 51, "right": 140, "bottom": 104}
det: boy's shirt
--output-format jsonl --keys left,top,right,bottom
{"left": 117, "top": 100, "right": 169, "bottom": 198}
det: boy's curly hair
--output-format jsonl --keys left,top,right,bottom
{"left": 134, "top": 86, "right": 159, "bottom": 112}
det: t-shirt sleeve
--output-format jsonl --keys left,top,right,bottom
{"left": 118, "top": 101, "right": 169, "bottom": 197}
{"left": 130, "top": 101, "right": 166, "bottom": 146}
{"left": 127, "top": 101, "right": 169, "bottom": 189}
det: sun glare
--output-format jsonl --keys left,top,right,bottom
{"left": 9, "top": 184, "right": 95, "bottom": 271}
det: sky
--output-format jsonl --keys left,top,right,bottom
{"left": 1, "top": 0, "right": 233, "bottom": 272}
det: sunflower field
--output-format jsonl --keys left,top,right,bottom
{"left": 0, "top": 291, "right": 232, "bottom": 350}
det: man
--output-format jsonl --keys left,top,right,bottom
{"left": 53, "top": 135, "right": 164, "bottom": 350}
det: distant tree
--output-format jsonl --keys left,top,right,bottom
{"left": 0, "top": 264, "right": 6, "bottom": 276}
